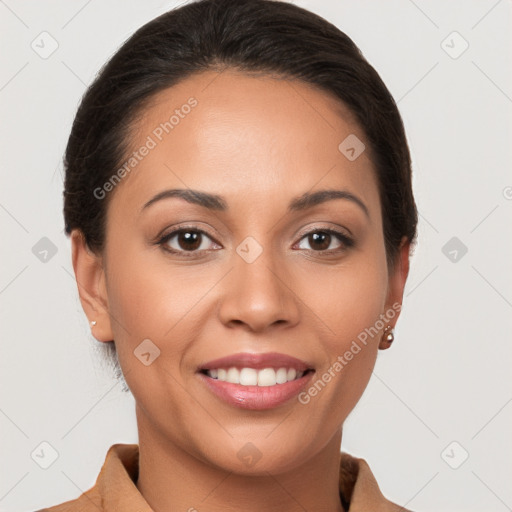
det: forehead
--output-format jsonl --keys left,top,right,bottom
{"left": 110, "top": 69, "right": 379, "bottom": 218}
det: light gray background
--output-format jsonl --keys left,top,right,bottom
{"left": 1, "top": 1, "right": 511, "bottom": 511}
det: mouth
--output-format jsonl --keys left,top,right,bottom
{"left": 199, "top": 367, "right": 314, "bottom": 386}
{"left": 197, "top": 352, "right": 315, "bottom": 410}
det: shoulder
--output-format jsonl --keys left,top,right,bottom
{"left": 35, "top": 444, "right": 143, "bottom": 512}
{"left": 339, "top": 451, "right": 415, "bottom": 511}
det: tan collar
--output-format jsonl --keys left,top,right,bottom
{"left": 40, "top": 443, "right": 411, "bottom": 511}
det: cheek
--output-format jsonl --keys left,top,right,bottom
{"left": 302, "top": 250, "right": 388, "bottom": 344}
{"left": 103, "top": 233, "right": 222, "bottom": 362}
{"left": 296, "top": 249, "right": 388, "bottom": 420}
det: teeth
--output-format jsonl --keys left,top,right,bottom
{"left": 276, "top": 367, "right": 288, "bottom": 384}
{"left": 240, "top": 367, "right": 257, "bottom": 386}
{"left": 227, "top": 367, "right": 240, "bottom": 384}
{"left": 205, "top": 367, "right": 307, "bottom": 386}
{"left": 258, "top": 368, "right": 276, "bottom": 386}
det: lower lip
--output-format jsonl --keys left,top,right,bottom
{"left": 197, "top": 371, "right": 314, "bottom": 410}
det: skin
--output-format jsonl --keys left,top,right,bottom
{"left": 71, "top": 69, "right": 410, "bottom": 512}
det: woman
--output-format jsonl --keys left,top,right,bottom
{"left": 41, "top": 0, "right": 418, "bottom": 509}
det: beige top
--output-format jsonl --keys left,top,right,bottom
{"left": 37, "top": 443, "right": 412, "bottom": 511}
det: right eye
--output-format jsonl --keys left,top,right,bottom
{"left": 157, "top": 227, "right": 222, "bottom": 256}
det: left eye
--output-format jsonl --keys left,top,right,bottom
{"left": 296, "top": 230, "right": 349, "bottom": 252}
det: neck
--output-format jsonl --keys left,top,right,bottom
{"left": 135, "top": 407, "right": 345, "bottom": 512}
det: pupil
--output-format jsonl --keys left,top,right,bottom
{"left": 179, "top": 231, "right": 201, "bottom": 251}
{"left": 310, "top": 232, "right": 330, "bottom": 250}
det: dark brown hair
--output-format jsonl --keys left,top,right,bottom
{"left": 63, "top": 0, "right": 417, "bottom": 263}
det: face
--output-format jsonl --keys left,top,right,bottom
{"left": 73, "top": 69, "right": 409, "bottom": 475}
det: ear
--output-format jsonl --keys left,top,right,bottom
{"left": 384, "top": 236, "right": 411, "bottom": 328}
{"left": 70, "top": 229, "right": 114, "bottom": 342}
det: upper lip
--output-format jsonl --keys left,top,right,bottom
{"left": 198, "top": 352, "right": 314, "bottom": 372}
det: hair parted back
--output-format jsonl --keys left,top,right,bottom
{"left": 64, "top": 0, "right": 417, "bottom": 264}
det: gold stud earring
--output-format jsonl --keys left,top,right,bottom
{"left": 379, "top": 325, "right": 394, "bottom": 349}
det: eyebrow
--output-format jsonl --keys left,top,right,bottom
{"left": 141, "top": 188, "right": 369, "bottom": 218}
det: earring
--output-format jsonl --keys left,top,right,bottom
{"left": 379, "top": 325, "right": 394, "bottom": 349}
{"left": 90, "top": 320, "right": 97, "bottom": 327}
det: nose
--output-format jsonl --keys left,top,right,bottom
{"left": 217, "top": 245, "right": 300, "bottom": 333}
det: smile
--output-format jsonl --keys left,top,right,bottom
{"left": 197, "top": 352, "right": 315, "bottom": 410}
{"left": 202, "top": 367, "right": 310, "bottom": 386}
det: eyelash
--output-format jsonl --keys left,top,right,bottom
{"left": 156, "top": 225, "right": 354, "bottom": 257}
